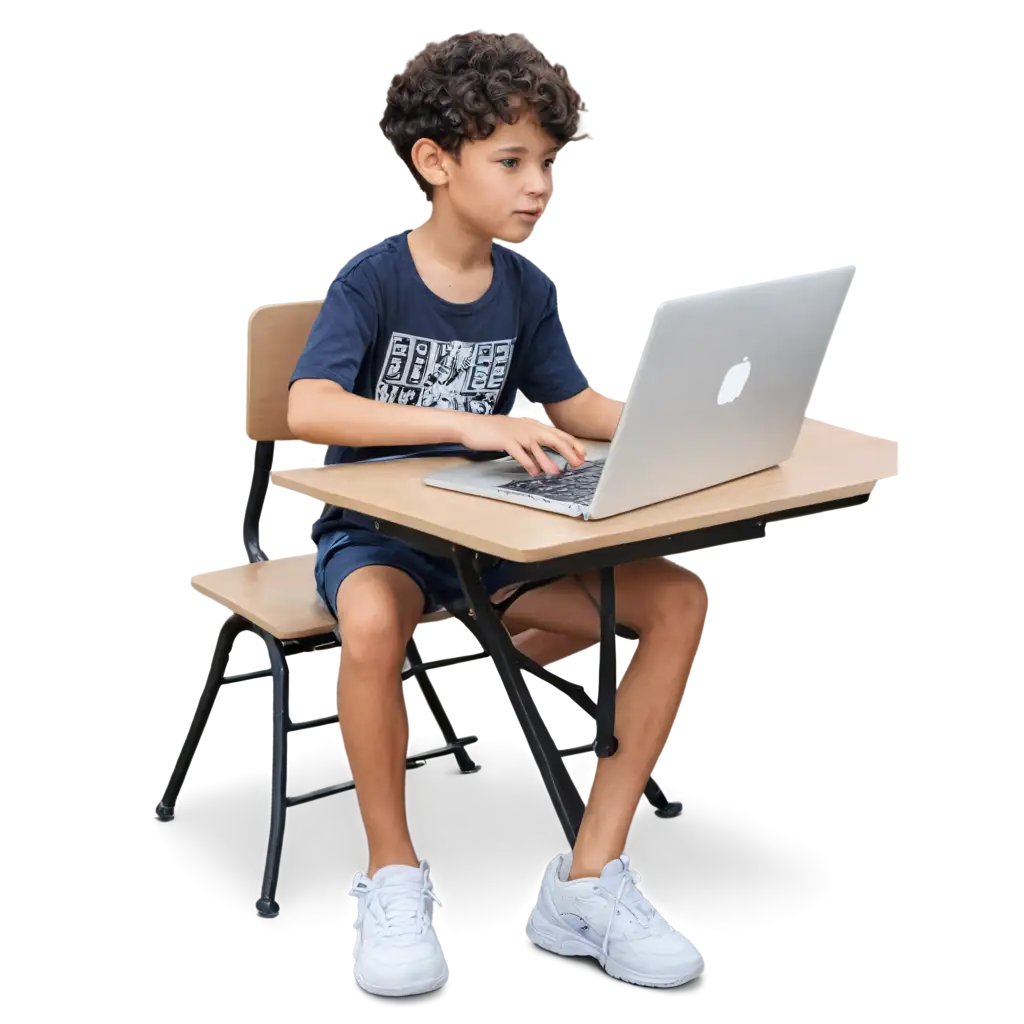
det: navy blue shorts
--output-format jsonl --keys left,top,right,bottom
{"left": 314, "top": 522, "right": 520, "bottom": 619}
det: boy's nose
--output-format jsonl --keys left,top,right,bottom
{"left": 524, "top": 167, "right": 548, "bottom": 195}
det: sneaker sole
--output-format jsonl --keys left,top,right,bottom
{"left": 353, "top": 964, "right": 449, "bottom": 998}
{"left": 526, "top": 907, "right": 703, "bottom": 988}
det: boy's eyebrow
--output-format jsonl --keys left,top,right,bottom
{"left": 494, "top": 144, "right": 561, "bottom": 154}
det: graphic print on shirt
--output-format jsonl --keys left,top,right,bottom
{"left": 375, "top": 332, "right": 516, "bottom": 414}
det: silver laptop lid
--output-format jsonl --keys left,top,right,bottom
{"left": 588, "top": 265, "right": 856, "bottom": 519}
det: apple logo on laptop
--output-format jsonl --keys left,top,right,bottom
{"left": 717, "top": 357, "right": 751, "bottom": 405}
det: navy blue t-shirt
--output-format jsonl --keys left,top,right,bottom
{"left": 289, "top": 228, "right": 589, "bottom": 542}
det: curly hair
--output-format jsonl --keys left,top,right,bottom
{"left": 379, "top": 31, "right": 590, "bottom": 201}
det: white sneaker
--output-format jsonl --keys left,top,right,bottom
{"left": 348, "top": 859, "right": 449, "bottom": 997}
{"left": 526, "top": 851, "right": 704, "bottom": 987}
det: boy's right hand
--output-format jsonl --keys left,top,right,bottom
{"left": 459, "top": 413, "right": 588, "bottom": 477}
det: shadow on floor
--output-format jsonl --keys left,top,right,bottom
{"left": 148, "top": 749, "right": 827, "bottom": 933}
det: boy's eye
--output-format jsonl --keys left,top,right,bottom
{"left": 497, "top": 155, "right": 557, "bottom": 169}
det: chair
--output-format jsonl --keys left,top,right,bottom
{"left": 154, "top": 300, "right": 666, "bottom": 918}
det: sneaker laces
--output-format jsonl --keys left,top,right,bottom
{"left": 349, "top": 867, "right": 442, "bottom": 942}
{"left": 600, "top": 868, "right": 657, "bottom": 958}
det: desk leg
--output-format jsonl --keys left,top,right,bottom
{"left": 452, "top": 547, "right": 586, "bottom": 847}
{"left": 595, "top": 566, "right": 619, "bottom": 758}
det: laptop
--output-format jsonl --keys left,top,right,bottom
{"left": 423, "top": 265, "right": 856, "bottom": 520}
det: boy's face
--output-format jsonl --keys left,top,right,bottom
{"left": 415, "top": 104, "right": 560, "bottom": 242}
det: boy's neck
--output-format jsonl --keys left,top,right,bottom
{"left": 409, "top": 209, "right": 493, "bottom": 274}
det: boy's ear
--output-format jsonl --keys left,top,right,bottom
{"left": 411, "top": 138, "right": 449, "bottom": 188}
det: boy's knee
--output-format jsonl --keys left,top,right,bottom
{"left": 648, "top": 565, "right": 708, "bottom": 631}
{"left": 338, "top": 604, "right": 409, "bottom": 670}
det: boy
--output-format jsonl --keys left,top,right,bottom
{"left": 287, "top": 30, "right": 709, "bottom": 996}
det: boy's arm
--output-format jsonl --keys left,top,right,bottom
{"left": 545, "top": 387, "right": 624, "bottom": 444}
{"left": 289, "top": 378, "right": 586, "bottom": 474}
{"left": 288, "top": 378, "right": 470, "bottom": 448}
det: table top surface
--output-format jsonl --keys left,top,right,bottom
{"left": 271, "top": 418, "right": 898, "bottom": 562}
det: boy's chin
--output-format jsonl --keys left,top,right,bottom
{"left": 493, "top": 220, "right": 537, "bottom": 243}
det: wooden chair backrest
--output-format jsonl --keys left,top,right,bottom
{"left": 246, "top": 301, "right": 323, "bottom": 441}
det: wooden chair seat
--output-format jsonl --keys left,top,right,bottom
{"left": 191, "top": 553, "right": 452, "bottom": 639}
{"left": 186, "top": 552, "right": 337, "bottom": 638}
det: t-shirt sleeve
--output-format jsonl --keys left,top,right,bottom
{"left": 289, "top": 266, "right": 379, "bottom": 392}
{"left": 517, "top": 275, "right": 589, "bottom": 405}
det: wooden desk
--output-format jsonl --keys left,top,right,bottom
{"left": 823, "top": 411, "right": 1024, "bottom": 499}
{"left": 273, "top": 418, "right": 896, "bottom": 562}
{"left": 272, "top": 418, "right": 897, "bottom": 845}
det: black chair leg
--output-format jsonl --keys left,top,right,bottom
{"left": 155, "top": 613, "right": 248, "bottom": 821}
{"left": 399, "top": 638, "right": 479, "bottom": 774}
{"left": 644, "top": 777, "right": 683, "bottom": 818}
{"left": 256, "top": 631, "right": 289, "bottom": 918}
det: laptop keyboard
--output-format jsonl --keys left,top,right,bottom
{"left": 497, "top": 458, "right": 606, "bottom": 505}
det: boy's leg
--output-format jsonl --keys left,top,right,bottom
{"left": 332, "top": 559, "right": 452, "bottom": 998}
{"left": 509, "top": 626, "right": 596, "bottom": 665}
{"left": 511, "top": 566, "right": 709, "bottom": 990}
{"left": 334, "top": 564, "right": 428, "bottom": 878}
{"left": 330, "top": 559, "right": 585, "bottom": 877}
{"left": 500, "top": 558, "right": 708, "bottom": 880}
